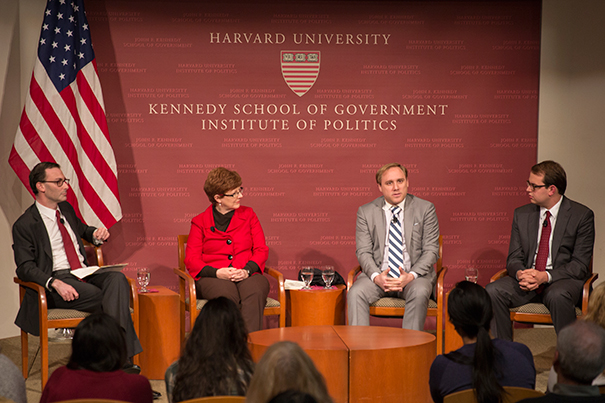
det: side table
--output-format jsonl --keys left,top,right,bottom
{"left": 138, "top": 285, "right": 180, "bottom": 379}
{"left": 287, "top": 285, "right": 346, "bottom": 326}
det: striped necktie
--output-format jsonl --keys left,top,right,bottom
{"left": 387, "top": 206, "right": 404, "bottom": 278}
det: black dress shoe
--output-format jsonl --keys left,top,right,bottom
{"left": 122, "top": 363, "right": 141, "bottom": 374}
{"left": 152, "top": 391, "right": 162, "bottom": 400}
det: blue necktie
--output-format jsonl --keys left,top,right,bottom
{"left": 388, "top": 206, "right": 403, "bottom": 278}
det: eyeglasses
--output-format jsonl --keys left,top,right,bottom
{"left": 223, "top": 187, "right": 244, "bottom": 197}
{"left": 526, "top": 181, "right": 547, "bottom": 191}
{"left": 41, "top": 178, "right": 70, "bottom": 187}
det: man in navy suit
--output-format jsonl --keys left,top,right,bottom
{"left": 348, "top": 163, "right": 440, "bottom": 330}
{"left": 12, "top": 162, "right": 141, "bottom": 368}
{"left": 486, "top": 161, "right": 595, "bottom": 340}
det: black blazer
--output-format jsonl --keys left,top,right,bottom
{"left": 506, "top": 196, "right": 595, "bottom": 283}
{"left": 12, "top": 201, "right": 96, "bottom": 335}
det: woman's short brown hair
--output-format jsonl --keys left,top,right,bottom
{"left": 203, "top": 167, "right": 242, "bottom": 204}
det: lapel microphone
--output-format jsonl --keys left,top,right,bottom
{"left": 392, "top": 216, "right": 398, "bottom": 224}
{"left": 543, "top": 219, "right": 548, "bottom": 227}
{"left": 60, "top": 218, "right": 65, "bottom": 224}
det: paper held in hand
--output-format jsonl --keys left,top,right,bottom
{"left": 71, "top": 264, "right": 128, "bottom": 279}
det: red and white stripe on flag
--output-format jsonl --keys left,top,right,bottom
{"left": 9, "top": 0, "right": 121, "bottom": 228}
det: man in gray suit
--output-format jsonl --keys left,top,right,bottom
{"left": 348, "top": 163, "right": 440, "bottom": 330}
{"left": 486, "top": 161, "right": 595, "bottom": 340}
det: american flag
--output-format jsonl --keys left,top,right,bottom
{"left": 9, "top": 0, "right": 122, "bottom": 228}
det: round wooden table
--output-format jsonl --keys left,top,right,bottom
{"left": 249, "top": 325, "right": 436, "bottom": 403}
{"left": 287, "top": 285, "right": 346, "bottom": 326}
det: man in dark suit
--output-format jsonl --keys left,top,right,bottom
{"left": 486, "top": 160, "right": 595, "bottom": 340}
{"left": 12, "top": 162, "right": 142, "bottom": 369}
{"left": 348, "top": 163, "right": 440, "bottom": 330}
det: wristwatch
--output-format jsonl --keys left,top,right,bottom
{"left": 246, "top": 268, "right": 252, "bottom": 277}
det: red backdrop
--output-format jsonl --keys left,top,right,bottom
{"left": 86, "top": 0, "right": 541, "bottom": 323}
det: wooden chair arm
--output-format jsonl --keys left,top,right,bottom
{"left": 265, "top": 267, "right": 285, "bottom": 302}
{"left": 490, "top": 269, "right": 508, "bottom": 282}
{"left": 581, "top": 273, "right": 599, "bottom": 316}
{"left": 14, "top": 277, "right": 49, "bottom": 333}
{"left": 348, "top": 266, "right": 362, "bottom": 290}
{"left": 265, "top": 267, "right": 286, "bottom": 327}
{"left": 173, "top": 268, "right": 197, "bottom": 314}
{"left": 435, "top": 266, "right": 448, "bottom": 306}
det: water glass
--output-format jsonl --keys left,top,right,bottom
{"left": 137, "top": 267, "right": 150, "bottom": 292}
{"left": 301, "top": 267, "right": 314, "bottom": 289}
{"left": 322, "top": 266, "right": 335, "bottom": 289}
{"left": 465, "top": 267, "right": 478, "bottom": 284}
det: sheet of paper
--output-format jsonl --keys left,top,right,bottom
{"left": 71, "top": 263, "right": 127, "bottom": 279}
{"left": 284, "top": 279, "right": 306, "bottom": 290}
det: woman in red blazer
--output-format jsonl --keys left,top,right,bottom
{"left": 185, "top": 167, "right": 270, "bottom": 332}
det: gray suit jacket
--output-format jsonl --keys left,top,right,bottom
{"left": 12, "top": 201, "right": 96, "bottom": 335}
{"left": 356, "top": 194, "right": 439, "bottom": 282}
{"left": 506, "top": 196, "right": 595, "bottom": 282}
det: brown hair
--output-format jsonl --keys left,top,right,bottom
{"left": 246, "top": 341, "right": 333, "bottom": 403}
{"left": 30, "top": 161, "right": 61, "bottom": 194}
{"left": 203, "top": 167, "right": 242, "bottom": 204}
{"left": 375, "top": 163, "right": 407, "bottom": 184}
{"left": 531, "top": 160, "right": 567, "bottom": 195}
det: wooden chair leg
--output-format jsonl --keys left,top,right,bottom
{"left": 20, "top": 330, "right": 28, "bottom": 379}
{"left": 436, "top": 313, "right": 443, "bottom": 355}
{"left": 40, "top": 328, "right": 49, "bottom": 391}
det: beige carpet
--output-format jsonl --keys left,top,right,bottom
{"left": 0, "top": 327, "right": 557, "bottom": 403}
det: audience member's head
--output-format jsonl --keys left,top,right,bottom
{"left": 246, "top": 341, "right": 333, "bottom": 403}
{"left": 172, "top": 297, "right": 253, "bottom": 402}
{"left": 445, "top": 281, "right": 503, "bottom": 403}
{"left": 584, "top": 282, "right": 605, "bottom": 329}
{"left": 448, "top": 280, "right": 493, "bottom": 340}
{"left": 554, "top": 320, "right": 605, "bottom": 385}
{"left": 67, "top": 313, "right": 127, "bottom": 372}
{"left": 268, "top": 390, "right": 319, "bottom": 403}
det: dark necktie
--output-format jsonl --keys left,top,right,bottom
{"left": 56, "top": 210, "right": 82, "bottom": 270}
{"left": 535, "top": 211, "right": 551, "bottom": 272}
{"left": 387, "top": 206, "right": 403, "bottom": 278}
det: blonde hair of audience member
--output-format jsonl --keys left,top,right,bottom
{"left": 584, "top": 282, "right": 605, "bottom": 328}
{"left": 584, "top": 282, "right": 605, "bottom": 379}
{"left": 246, "top": 341, "right": 333, "bottom": 403}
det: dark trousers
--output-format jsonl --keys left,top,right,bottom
{"left": 195, "top": 274, "right": 270, "bottom": 333}
{"left": 50, "top": 270, "right": 143, "bottom": 358}
{"left": 485, "top": 275, "right": 584, "bottom": 340}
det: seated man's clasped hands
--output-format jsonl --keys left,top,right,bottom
{"left": 486, "top": 161, "right": 595, "bottom": 340}
{"left": 348, "top": 163, "right": 440, "bottom": 330}
{"left": 12, "top": 162, "right": 141, "bottom": 369}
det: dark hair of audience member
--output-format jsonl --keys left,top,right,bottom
{"left": 67, "top": 313, "right": 127, "bottom": 372}
{"left": 268, "top": 390, "right": 319, "bottom": 403}
{"left": 246, "top": 341, "right": 333, "bottom": 403}
{"left": 172, "top": 297, "right": 253, "bottom": 402}
{"left": 445, "top": 281, "right": 504, "bottom": 403}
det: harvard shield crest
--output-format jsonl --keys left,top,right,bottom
{"left": 281, "top": 51, "right": 321, "bottom": 97}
